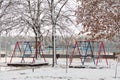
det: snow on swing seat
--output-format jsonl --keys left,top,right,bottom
{"left": 7, "top": 62, "right": 49, "bottom": 67}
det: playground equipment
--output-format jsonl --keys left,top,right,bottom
{"left": 96, "top": 41, "right": 108, "bottom": 65}
{"left": 69, "top": 40, "right": 108, "bottom": 66}
{"left": 8, "top": 41, "right": 47, "bottom": 66}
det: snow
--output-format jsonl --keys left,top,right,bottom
{"left": 0, "top": 58, "right": 120, "bottom": 80}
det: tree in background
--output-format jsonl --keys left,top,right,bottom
{"left": 1, "top": 0, "right": 77, "bottom": 41}
{"left": 47, "top": 0, "right": 77, "bottom": 67}
{"left": 2, "top": 0, "right": 49, "bottom": 41}
{"left": 0, "top": 0, "right": 11, "bottom": 34}
{"left": 76, "top": 0, "right": 120, "bottom": 41}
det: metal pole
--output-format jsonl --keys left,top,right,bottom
{"left": 52, "top": 24, "right": 56, "bottom": 67}
{"left": 66, "top": 45, "right": 69, "bottom": 73}
{"left": 51, "top": 0, "right": 56, "bottom": 67}
{"left": 0, "top": 37, "right": 1, "bottom": 60}
{"left": 5, "top": 32, "right": 7, "bottom": 63}
{"left": 35, "top": 35, "right": 38, "bottom": 59}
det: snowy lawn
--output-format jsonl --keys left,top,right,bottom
{"left": 0, "top": 58, "right": 120, "bottom": 80}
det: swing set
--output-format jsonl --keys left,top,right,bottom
{"left": 9, "top": 41, "right": 46, "bottom": 64}
{"left": 69, "top": 40, "right": 108, "bottom": 66}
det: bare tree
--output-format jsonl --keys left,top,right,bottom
{"left": 1, "top": 0, "right": 77, "bottom": 40}
{"left": 1, "top": 0, "right": 49, "bottom": 39}
{"left": 0, "top": 0, "right": 11, "bottom": 34}
{"left": 76, "top": 0, "right": 120, "bottom": 41}
{"left": 47, "top": 0, "right": 77, "bottom": 67}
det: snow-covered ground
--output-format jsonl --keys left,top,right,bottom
{"left": 0, "top": 58, "right": 120, "bottom": 80}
